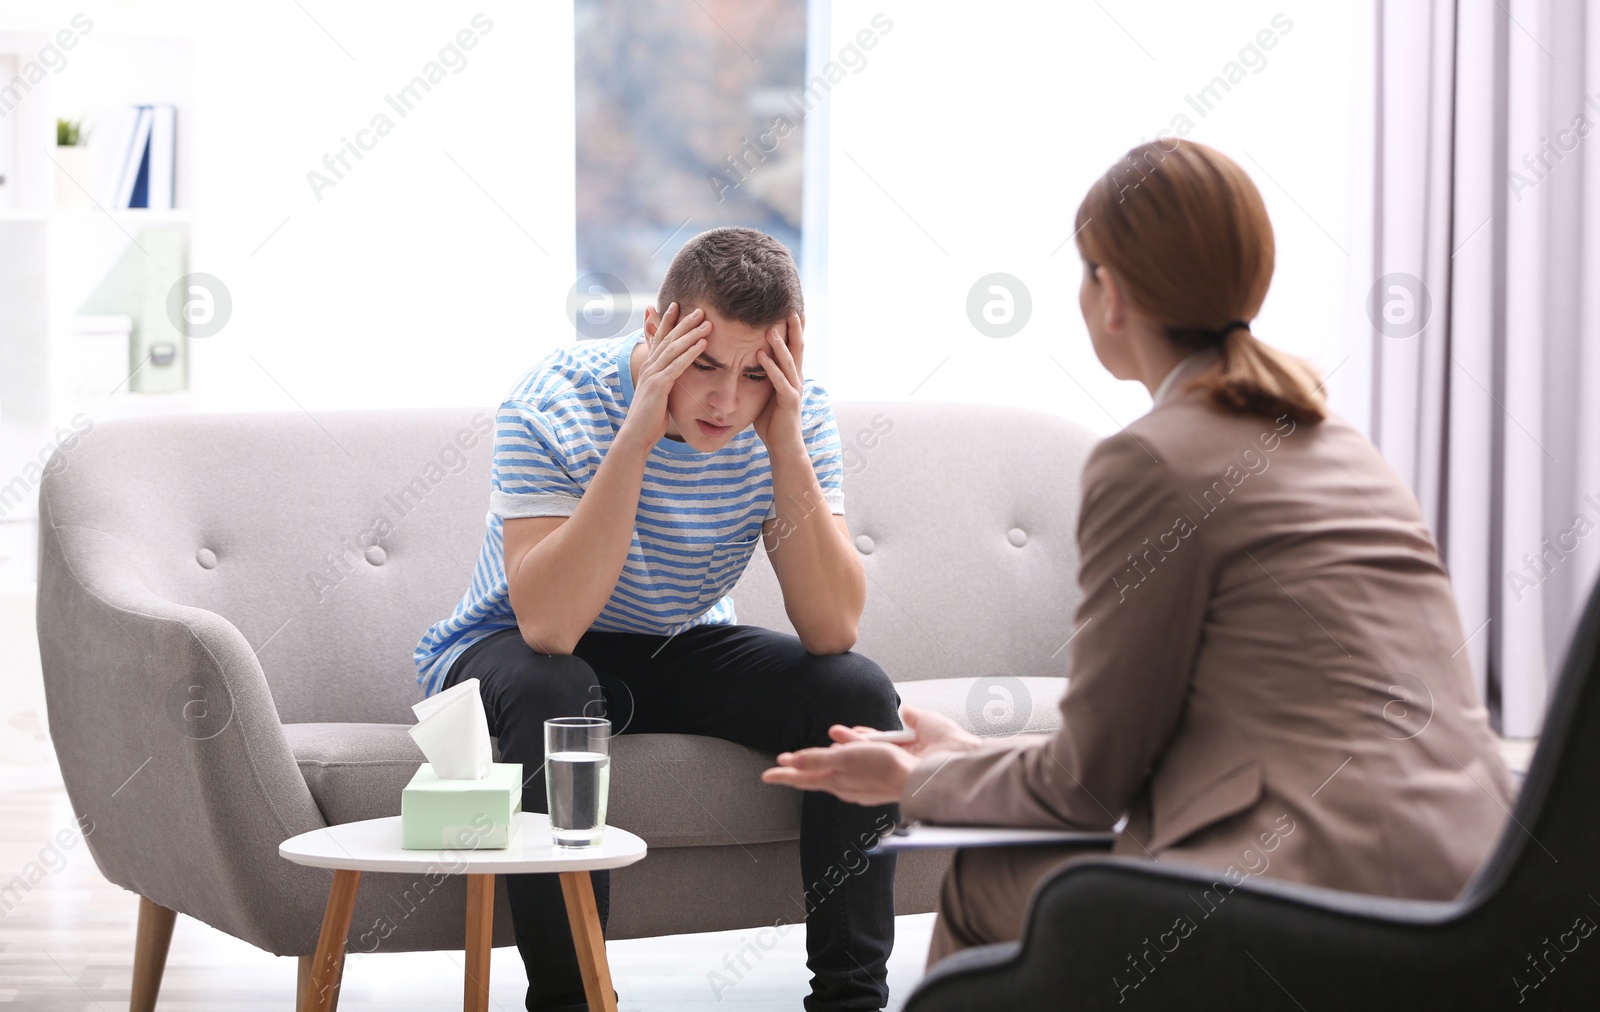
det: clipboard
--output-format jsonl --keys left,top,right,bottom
{"left": 867, "top": 823, "right": 1119, "bottom": 854}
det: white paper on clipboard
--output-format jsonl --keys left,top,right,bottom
{"left": 868, "top": 823, "right": 1121, "bottom": 854}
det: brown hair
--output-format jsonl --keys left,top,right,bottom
{"left": 657, "top": 227, "right": 804, "bottom": 328}
{"left": 1074, "top": 139, "right": 1326, "bottom": 424}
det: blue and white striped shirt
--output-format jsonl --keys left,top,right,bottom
{"left": 413, "top": 329, "right": 845, "bottom": 696}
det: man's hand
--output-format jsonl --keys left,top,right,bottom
{"left": 752, "top": 311, "right": 806, "bottom": 454}
{"left": 622, "top": 302, "right": 709, "bottom": 446}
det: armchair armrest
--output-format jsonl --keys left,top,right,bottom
{"left": 37, "top": 518, "right": 331, "bottom": 954}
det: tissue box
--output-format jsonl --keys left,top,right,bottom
{"left": 401, "top": 762, "right": 523, "bottom": 850}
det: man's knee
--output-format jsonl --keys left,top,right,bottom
{"left": 799, "top": 651, "right": 901, "bottom": 729}
{"left": 470, "top": 648, "right": 601, "bottom": 755}
{"left": 502, "top": 652, "right": 598, "bottom": 708}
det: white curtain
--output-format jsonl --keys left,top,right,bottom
{"left": 1368, "top": 0, "right": 1600, "bottom": 736}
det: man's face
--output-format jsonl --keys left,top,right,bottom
{"left": 645, "top": 302, "right": 778, "bottom": 451}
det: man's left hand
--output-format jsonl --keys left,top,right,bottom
{"left": 752, "top": 311, "right": 806, "bottom": 455}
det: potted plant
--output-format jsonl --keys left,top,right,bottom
{"left": 55, "top": 117, "right": 92, "bottom": 210}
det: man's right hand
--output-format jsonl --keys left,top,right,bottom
{"left": 622, "top": 302, "right": 709, "bottom": 447}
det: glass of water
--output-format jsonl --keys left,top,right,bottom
{"left": 544, "top": 717, "right": 611, "bottom": 847}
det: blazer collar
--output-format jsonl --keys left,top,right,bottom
{"left": 1152, "top": 347, "right": 1221, "bottom": 408}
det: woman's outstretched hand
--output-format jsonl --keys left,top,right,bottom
{"left": 841, "top": 705, "right": 985, "bottom": 757}
{"left": 760, "top": 739, "right": 916, "bottom": 806}
{"left": 759, "top": 706, "right": 985, "bottom": 805}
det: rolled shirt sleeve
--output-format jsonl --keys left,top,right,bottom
{"left": 489, "top": 399, "right": 586, "bottom": 519}
{"left": 764, "top": 379, "right": 847, "bottom": 521}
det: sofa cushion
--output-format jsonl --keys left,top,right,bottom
{"left": 895, "top": 676, "right": 1066, "bottom": 739}
{"left": 285, "top": 677, "right": 1067, "bottom": 849}
{"left": 285, "top": 724, "right": 804, "bottom": 849}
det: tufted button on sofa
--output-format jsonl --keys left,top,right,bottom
{"left": 36, "top": 400, "right": 1097, "bottom": 996}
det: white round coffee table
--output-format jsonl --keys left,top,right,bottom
{"left": 280, "top": 813, "right": 646, "bottom": 1012}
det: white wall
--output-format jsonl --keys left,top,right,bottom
{"left": 5, "top": 0, "right": 1368, "bottom": 427}
{"left": 11, "top": 0, "right": 577, "bottom": 415}
{"left": 192, "top": 0, "right": 576, "bottom": 412}
{"left": 818, "top": 0, "right": 1368, "bottom": 436}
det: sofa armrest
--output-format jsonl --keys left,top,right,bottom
{"left": 37, "top": 519, "right": 330, "bottom": 953}
{"left": 906, "top": 856, "right": 1482, "bottom": 1011}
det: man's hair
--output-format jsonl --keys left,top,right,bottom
{"left": 656, "top": 227, "right": 803, "bottom": 328}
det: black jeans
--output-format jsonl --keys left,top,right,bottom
{"left": 444, "top": 623, "right": 902, "bottom": 1012}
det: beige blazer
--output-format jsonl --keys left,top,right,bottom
{"left": 902, "top": 360, "right": 1514, "bottom": 901}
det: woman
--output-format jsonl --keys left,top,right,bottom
{"left": 761, "top": 139, "right": 1513, "bottom": 966}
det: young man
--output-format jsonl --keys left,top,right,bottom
{"left": 414, "top": 227, "right": 900, "bottom": 1012}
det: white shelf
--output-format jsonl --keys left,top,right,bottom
{"left": 0, "top": 207, "right": 192, "bottom": 225}
{"left": 0, "top": 30, "right": 195, "bottom": 428}
{"left": 57, "top": 207, "right": 192, "bottom": 225}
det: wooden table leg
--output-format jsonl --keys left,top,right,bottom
{"left": 559, "top": 871, "right": 617, "bottom": 1012}
{"left": 304, "top": 869, "right": 361, "bottom": 1012}
{"left": 464, "top": 874, "right": 495, "bottom": 1012}
{"left": 131, "top": 895, "right": 177, "bottom": 1012}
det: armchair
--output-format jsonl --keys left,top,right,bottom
{"left": 905, "top": 575, "right": 1600, "bottom": 1010}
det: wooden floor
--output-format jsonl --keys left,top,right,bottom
{"left": 0, "top": 771, "right": 937, "bottom": 1010}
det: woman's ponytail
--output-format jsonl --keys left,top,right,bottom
{"left": 1194, "top": 325, "right": 1326, "bottom": 424}
{"left": 1076, "top": 140, "right": 1328, "bottom": 425}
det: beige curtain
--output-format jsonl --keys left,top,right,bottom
{"left": 1366, "top": 0, "right": 1600, "bottom": 737}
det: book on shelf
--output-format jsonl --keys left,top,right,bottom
{"left": 99, "top": 104, "right": 176, "bottom": 210}
{"left": 147, "top": 106, "right": 176, "bottom": 210}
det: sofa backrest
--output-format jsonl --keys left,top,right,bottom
{"left": 39, "top": 401, "right": 1097, "bottom": 724}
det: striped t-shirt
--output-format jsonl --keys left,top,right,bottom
{"left": 413, "top": 329, "right": 846, "bottom": 696}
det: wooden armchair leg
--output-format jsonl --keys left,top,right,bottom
{"left": 130, "top": 896, "right": 177, "bottom": 1012}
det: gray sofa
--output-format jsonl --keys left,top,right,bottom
{"left": 36, "top": 400, "right": 1097, "bottom": 1000}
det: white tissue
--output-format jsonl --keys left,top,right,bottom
{"left": 408, "top": 678, "right": 494, "bottom": 780}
